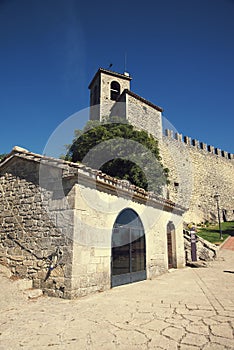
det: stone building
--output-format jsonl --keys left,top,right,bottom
{"left": 0, "top": 67, "right": 233, "bottom": 298}
{"left": 0, "top": 147, "right": 185, "bottom": 298}
{"left": 89, "top": 68, "right": 234, "bottom": 224}
{"left": 89, "top": 68, "right": 162, "bottom": 139}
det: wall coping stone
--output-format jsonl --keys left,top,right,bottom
{"left": 0, "top": 147, "right": 187, "bottom": 214}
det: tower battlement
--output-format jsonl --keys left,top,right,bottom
{"left": 88, "top": 68, "right": 234, "bottom": 223}
{"left": 164, "top": 129, "right": 234, "bottom": 161}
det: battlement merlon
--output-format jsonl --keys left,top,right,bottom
{"left": 164, "top": 129, "right": 234, "bottom": 160}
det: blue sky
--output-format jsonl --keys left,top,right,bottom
{"left": 0, "top": 0, "right": 234, "bottom": 156}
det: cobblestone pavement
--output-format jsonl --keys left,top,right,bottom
{"left": 0, "top": 247, "right": 234, "bottom": 350}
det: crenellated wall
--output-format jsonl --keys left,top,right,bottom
{"left": 160, "top": 129, "right": 234, "bottom": 223}
{"left": 164, "top": 129, "right": 234, "bottom": 160}
{"left": 87, "top": 68, "right": 234, "bottom": 225}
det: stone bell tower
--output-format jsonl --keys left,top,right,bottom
{"left": 88, "top": 68, "right": 132, "bottom": 121}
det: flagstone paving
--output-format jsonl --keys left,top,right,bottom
{"left": 0, "top": 246, "right": 233, "bottom": 349}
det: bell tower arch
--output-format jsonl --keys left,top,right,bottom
{"left": 88, "top": 68, "right": 132, "bottom": 121}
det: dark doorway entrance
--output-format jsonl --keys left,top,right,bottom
{"left": 222, "top": 209, "right": 227, "bottom": 222}
{"left": 111, "top": 209, "right": 146, "bottom": 287}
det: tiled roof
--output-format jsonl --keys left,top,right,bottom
{"left": 119, "top": 89, "right": 163, "bottom": 112}
{"left": 0, "top": 146, "right": 187, "bottom": 213}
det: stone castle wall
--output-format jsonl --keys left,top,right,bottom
{"left": 88, "top": 68, "right": 234, "bottom": 226}
{"left": 127, "top": 94, "right": 162, "bottom": 140}
{"left": 110, "top": 93, "right": 234, "bottom": 224}
{"left": 111, "top": 93, "right": 163, "bottom": 140}
{"left": 0, "top": 157, "right": 74, "bottom": 298}
{"left": 109, "top": 94, "right": 234, "bottom": 224}
{"left": 160, "top": 130, "right": 234, "bottom": 223}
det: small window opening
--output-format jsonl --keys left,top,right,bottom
{"left": 174, "top": 182, "right": 179, "bottom": 192}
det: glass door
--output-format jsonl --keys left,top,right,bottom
{"left": 111, "top": 209, "right": 146, "bottom": 287}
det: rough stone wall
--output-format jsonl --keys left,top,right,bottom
{"left": 159, "top": 131, "right": 234, "bottom": 224}
{"left": 88, "top": 68, "right": 233, "bottom": 227}
{"left": 158, "top": 134, "right": 194, "bottom": 211}
{"left": 0, "top": 151, "right": 186, "bottom": 299}
{"left": 0, "top": 157, "right": 74, "bottom": 298}
{"left": 89, "top": 72, "right": 131, "bottom": 121}
{"left": 127, "top": 94, "right": 162, "bottom": 140}
{"left": 110, "top": 93, "right": 127, "bottom": 120}
{"left": 99, "top": 72, "right": 130, "bottom": 120}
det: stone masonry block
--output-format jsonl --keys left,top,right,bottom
{"left": 15, "top": 264, "right": 28, "bottom": 275}
{"left": 87, "top": 264, "right": 97, "bottom": 274}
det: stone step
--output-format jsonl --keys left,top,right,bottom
{"left": 0, "top": 263, "right": 43, "bottom": 300}
{"left": 0, "top": 263, "right": 12, "bottom": 278}
{"left": 186, "top": 260, "right": 208, "bottom": 268}
{"left": 23, "top": 288, "right": 43, "bottom": 299}
{"left": 14, "top": 278, "right": 33, "bottom": 290}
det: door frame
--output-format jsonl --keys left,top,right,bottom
{"left": 111, "top": 209, "right": 146, "bottom": 287}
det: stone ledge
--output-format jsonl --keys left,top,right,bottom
{"left": 186, "top": 261, "right": 208, "bottom": 268}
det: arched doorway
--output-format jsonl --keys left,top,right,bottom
{"left": 111, "top": 209, "right": 146, "bottom": 287}
{"left": 167, "top": 221, "right": 176, "bottom": 269}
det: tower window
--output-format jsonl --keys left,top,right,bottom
{"left": 110, "top": 81, "right": 120, "bottom": 101}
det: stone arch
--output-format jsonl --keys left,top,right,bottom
{"left": 111, "top": 208, "right": 146, "bottom": 287}
{"left": 110, "top": 81, "right": 120, "bottom": 101}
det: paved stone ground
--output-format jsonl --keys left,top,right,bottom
{"left": 0, "top": 244, "right": 234, "bottom": 350}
